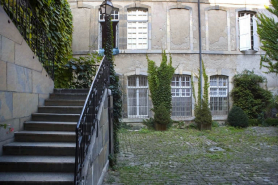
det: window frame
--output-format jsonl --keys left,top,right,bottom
{"left": 171, "top": 75, "right": 192, "bottom": 117}
{"left": 238, "top": 11, "right": 259, "bottom": 52}
{"left": 209, "top": 75, "right": 229, "bottom": 116}
{"left": 127, "top": 8, "right": 148, "bottom": 50}
{"left": 127, "top": 75, "right": 149, "bottom": 118}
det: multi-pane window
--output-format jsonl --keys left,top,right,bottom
{"left": 238, "top": 11, "right": 259, "bottom": 51}
{"left": 127, "top": 8, "right": 148, "bottom": 49}
{"left": 171, "top": 75, "right": 192, "bottom": 117}
{"left": 127, "top": 76, "right": 149, "bottom": 118}
{"left": 210, "top": 76, "right": 229, "bottom": 115}
{"left": 99, "top": 10, "right": 119, "bottom": 49}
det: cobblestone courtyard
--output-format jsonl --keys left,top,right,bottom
{"left": 103, "top": 126, "right": 278, "bottom": 185}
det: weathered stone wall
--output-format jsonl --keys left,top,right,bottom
{"left": 0, "top": 6, "right": 54, "bottom": 155}
{"left": 82, "top": 89, "right": 111, "bottom": 185}
{"left": 69, "top": 0, "right": 277, "bottom": 122}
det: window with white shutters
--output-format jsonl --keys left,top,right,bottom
{"left": 210, "top": 76, "right": 229, "bottom": 115}
{"left": 127, "top": 76, "right": 149, "bottom": 118}
{"left": 171, "top": 75, "right": 192, "bottom": 117}
{"left": 99, "top": 10, "right": 119, "bottom": 49}
{"left": 238, "top": 11, "right": 258, "bottom": 51}
{"left": 127, "top": 9, "right": 148, "bottom": 49}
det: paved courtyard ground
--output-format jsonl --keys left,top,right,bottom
{"left": 103, "top": 126, "right": 278, "bottom": 185}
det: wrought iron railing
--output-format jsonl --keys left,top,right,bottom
{"left": 74, "top": 56, "right": 110, "bottom": 184}
{"left": 1, "top": 0, "right": 55, "bottom": 79}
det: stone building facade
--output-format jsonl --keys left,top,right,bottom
{"left": 69, "top": 0, "right": 278, "bottom": 123}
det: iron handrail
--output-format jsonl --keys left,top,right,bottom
{"left": 74, "top": 55, "right": 109, "bottom": 184}
{"left": 0, "top": 0, "right": 55, "bottom": 79}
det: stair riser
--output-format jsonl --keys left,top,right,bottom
{"left": 0, "top": 163, "right": 74, "bottom": 172}
{"left": 32, "top": 115, "right": 80, "bottom": 122}
{"left": 49, "top": 94, "right": 87, "bottom": 100}
{"left": 38, "top": 107, "right": 83, "bottom": 114}
{"left": 0, "top": 181, "right": 74, "bottom": 185}
{"left": 24, "top": 124, "right": 76, "bottom": 132}
{"left": 3, "top": 147, "right": 75, "bottom": 156}
{"left": 54, "top": 89, "right": 89, "bottom": 93}
{"left": 15, "top": 134, "right": 75, "bottom": 142}
{"left": 44, "top": 101, "right": 85, "bottom": 106}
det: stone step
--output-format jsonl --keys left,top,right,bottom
{"left": 38, "top": 106, "right": 83, "bottom": 114}
{"left": 3, "top": 142, "right": 75, "bottom": 156}
{"left": 14, "top": 131, "right": 75, "bottom": 142}
{"left": 0, "top": 172, "right": 74, "bottom": 185}
{"left": 0, "top": 156, "right": 74, "bottom": 172}
{"left": 54, "top": 88, "right": 89, "bottom": 94}
{"left": 24, "top": 121, "right": 76, "bottom": 131}
{"left": 49, "top": 93, "right": 87, "bottom": 100}
{"left": 32, "top": 113, "right": 80, "bottom": 122}
{"left": 45, "top": 99, "right": 85, "bottom": 106}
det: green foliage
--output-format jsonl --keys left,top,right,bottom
{"left": 194, "top": 61, "right": 212, "bottom": 130}
{"left": 55, "top": 53, "right": 101, "bottom": 88}
{"left": 142, "top": 118, "right": 155, "bottom": 130}
{"left": 257, "top": 0, "right": 278, "bottom": 74}
{"left": 265, "top": 118, "right": 278, "bottom": 126}
{"left": 212, "top": 121, "right": 220, "bottom": 127}
{"left": 231, "top": 70, "right": 272, "bottom": 119}
{"left": 147, "top": 51, "right": 175, "bottom": 127}
{"left": 108, "top": 154, "right": 117, "bottom": 171}
{"left": 228, "top": 106, "right": 249, "bottom": 128}
{"left": 154, "top": 104, "right": 172, "bottom": 125}
{"left": 104, "top": 16, "right": 122, "bottom": 154}
{"left": 0, "top": 124, "right": 8, "bottom": 129}
{"left": 248, "top": 119, "right": 260, "bottom": 126}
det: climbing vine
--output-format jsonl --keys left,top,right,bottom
{"left": 231, "top": 70, "right": 272, "bottom": 119}
{"left": 147, "top": 51, "right": 175, "bottom": 127}
{"left": 193, "top": 61, "right": 212, "bottom": 130}
{"left": 104, "top": 16, "right": 122, "bottom": 156}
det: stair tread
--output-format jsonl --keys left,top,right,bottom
{"left": 0, "top": 172, "right": 74, "bottom": 182}
{"left": 15, "top": 131, "right": 75, "bottom": 135}
{"left": 0, "top": 156, "right": 74, "bottom": 163}
{"left": 4, "top": 142, "right": 75, "bottom": 147}
{"left": 25, "top": 121, "right": 77, "bottom": 124}
{"left": 32, "top": 113, "right": 80, "bottom": 116}
{"left": 50, "top": 93, "right": 88, "bottom": 95}
{"left": 45, "top": 99, "right": 85, "bottom": 102}
{"left": 39, "top": 106, "right": 83, "bottom": 108}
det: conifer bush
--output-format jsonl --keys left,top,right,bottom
{"left": 154, "top": 104, "right": 171, "bottom": 125}
{"left": 227, "top": 106, "right": 249, "bottom": 128}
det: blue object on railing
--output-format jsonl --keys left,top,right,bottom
{"left": 99, "top": 48, "right": 119, "bottom": 56}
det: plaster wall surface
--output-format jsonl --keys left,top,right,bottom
{"left": 0, "top": 6, "right": 54, "bottom": 155}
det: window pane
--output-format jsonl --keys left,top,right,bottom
{"left": 128, "top": 76, "right": 136, "bottom": 87}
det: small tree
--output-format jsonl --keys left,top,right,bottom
{"left": 147, "top": 51, "right": 175, "bottom": 128}
{"left": 193, "top": 61, "right": 212, "bottom": 130}
{"left": 228, "top": 106, "right": 249, "bottom": 128}
{"left": 257, "top": 0, "right": 278, "bottom": 74}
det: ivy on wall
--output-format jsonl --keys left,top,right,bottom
{"left": 231, "top": 70, "right": 272, "bottom": 119}
{"left": 104, "top": 16, "right": 122, "bottom": 155}
{"left": 147, "top": 51, "right": 175, "bottom": 127}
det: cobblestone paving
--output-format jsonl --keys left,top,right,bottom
{"left": 103, "top": 126, "right": 278, "bottom": 185}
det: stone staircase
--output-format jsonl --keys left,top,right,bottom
{"left": 0, "top": 89, "right": 88, "bottom": 185}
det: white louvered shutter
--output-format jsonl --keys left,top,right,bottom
{"left": 239, "top": 14, "right": 251, "bottom": 51}
{"left": 253, "top": 16, "right": 260, "bottom": 51}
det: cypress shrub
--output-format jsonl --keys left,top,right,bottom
{"left": 228, "top": 106, "right": 249, "bottom": 128}
{"left": 248, "top": 119, "right": 260, "bottom": 126}
{"left": 154, "top": 104, "right": 171, "bottom": 125}
{"left": 265, "top": 118, "right": 278, "bottom": 126}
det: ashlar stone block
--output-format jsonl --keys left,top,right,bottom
{"left": 15, "top": 40, "right": 43, "bottom": 72}
{"left": 0, "top": 91, "right": 13, "bottom": 121}
{"left": 1, "top": 36, "right": 15, "bottom": 63}
{"left": 7, "top": 63, "right": 32, "bottom": 93}
{"left": 32, "top": 68, "right": 54, "bottom": 94}
{"left": 0, "top": 60, "right": 7, "bottom": 90}
{"left": 13, "top": 93, "right": 38, "bottom": 118}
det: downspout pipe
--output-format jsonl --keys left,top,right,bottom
{"left": 198, "top": 0, "right": 203, "bottom": 101}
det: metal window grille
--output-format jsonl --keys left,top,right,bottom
{"left": 239, "top": 11, "right": 256, "bottom": 50}
{"left": 171, "top": 75, "right": 192, "bottom": 117}
{"left": 127, "top": 76, "right": 149, "bottom": 118}
{"left": 210, "top": 76, "right": 229, "bottom": 115}
{"left": 127, "top": 9, "right": 148, "bottom": 49}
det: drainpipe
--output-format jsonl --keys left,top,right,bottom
{"left": 198, "top": 0, "right": 203, "bottom": 101}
